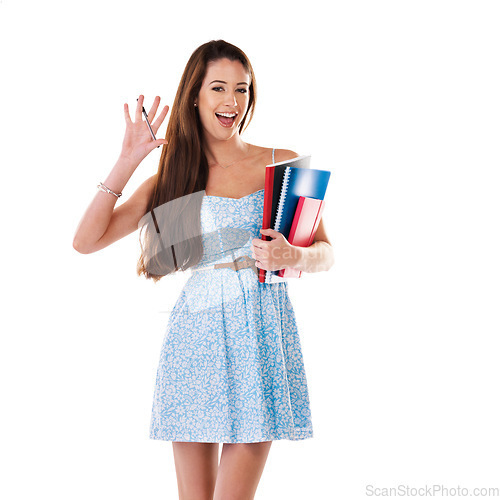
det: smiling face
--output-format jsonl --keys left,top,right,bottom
{"left": 195, "top": 58, "right": 251, "bottom": 142}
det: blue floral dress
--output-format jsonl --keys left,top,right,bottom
{"left": 149, "top": 151, "right": 314, "bottom": 443}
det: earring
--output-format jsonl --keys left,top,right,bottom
{"left": 194, "top": 103, "right": 197, "bottom": 107}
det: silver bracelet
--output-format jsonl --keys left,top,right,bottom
{"left": 97, "top": 182, "right": 122, "bottom": 198}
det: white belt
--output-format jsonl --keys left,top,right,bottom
{"left": 190, "top": 255, "right": 258, "bottom": 276}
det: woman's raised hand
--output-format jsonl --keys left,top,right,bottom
{"left": 120, "top": 95, "right": 169, "bottom": 166}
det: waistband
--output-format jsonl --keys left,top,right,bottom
{"left": 190, "top": 255, "right": 258, "bottom": 276}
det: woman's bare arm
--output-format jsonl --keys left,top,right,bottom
{"left": 73, "top": 95, "right": 169, "bottom": 254}
{"left": 73, "top": 167, "right": 156, "bottom": 254}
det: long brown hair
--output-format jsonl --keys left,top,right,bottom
{"left": 136, "top": 40, "right": 257, "bottom": 282}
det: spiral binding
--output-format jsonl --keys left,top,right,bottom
{"left": 265, "top": 166, "right": 292, "bottom": 284}
{"left": 273, "top": 167, "right": 291, "bottom": 232}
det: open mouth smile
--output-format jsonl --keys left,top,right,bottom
{"left": 215, "top": 112, "right": 238, "bottom": 127}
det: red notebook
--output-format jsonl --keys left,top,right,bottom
{"left": 278, "top": 196, "right": 325, "bottom": 278}
{"left": 259, "top": 163, "right": 278, "bottom": 283}
{"left": 260, "top": 163, "right": 276, "bottom": 243}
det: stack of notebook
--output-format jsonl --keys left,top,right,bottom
{"left": 259, "top": 155, "right": 331, "bottom": 284}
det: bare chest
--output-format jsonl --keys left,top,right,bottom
{"left": 204, "top": 165, "right": 266, "bottom": 200}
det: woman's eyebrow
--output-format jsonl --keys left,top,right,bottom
{"left": 209, "top": 80, "right": 249, "bottom": 85}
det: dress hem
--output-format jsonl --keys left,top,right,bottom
{"left": 148, "top": 428, "right": 314, "bottom": 444}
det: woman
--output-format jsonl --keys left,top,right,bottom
{"left": 73, "top": 39, "right": 334, "bottom": 500}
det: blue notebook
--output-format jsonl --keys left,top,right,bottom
{"left": 273, "top": 167, "right": 331, "bottom": 237}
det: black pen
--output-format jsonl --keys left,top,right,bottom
{"left": 137, "top": 98, "right": 160, "bottom": 148}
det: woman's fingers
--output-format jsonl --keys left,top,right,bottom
{"left": 147, "top": 95, "right": 161, "bottom": 122}
{"left": 135, "top": 94, "right": 144, "bottom": 122}
{"left": 124, "top": 103, "right": 132, "bottom": 124}
{"left": 152, "top": 105, "right": 170, "bottom": 132}
{"left": 151, "top": 138, "right": 169, "bottom": 150}
{"left": 126, "top": 95, "right": 168, "bottom": 131}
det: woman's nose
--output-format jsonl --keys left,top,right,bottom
{"left": 223, "top": 92, "right": 237, "bottom": 106}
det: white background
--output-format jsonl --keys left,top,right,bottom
{"left": 1, "top": 0, "right": 499, "bottom": 498}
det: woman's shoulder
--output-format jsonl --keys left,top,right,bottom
{"left": 248, "top": 144, "right": 300, "bottom": 164}
{"left": 273, "top": 148, "right": 300, "bottom": 163}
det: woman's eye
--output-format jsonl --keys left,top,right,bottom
{"left": 211, "top": 87, "right": 247, "bottom": 93}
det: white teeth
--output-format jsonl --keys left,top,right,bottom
{"left": 216, "top": 112, "right": 237, "bottom": 118}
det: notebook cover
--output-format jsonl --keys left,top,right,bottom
{"left": 278, "top": 197, "right": 325, "bottom": 278}
{"left": 259, "top": 165, "right": 276, "bottom": 283}
{"left": 273, "top": 167, "right": 330, "bottom": 237}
